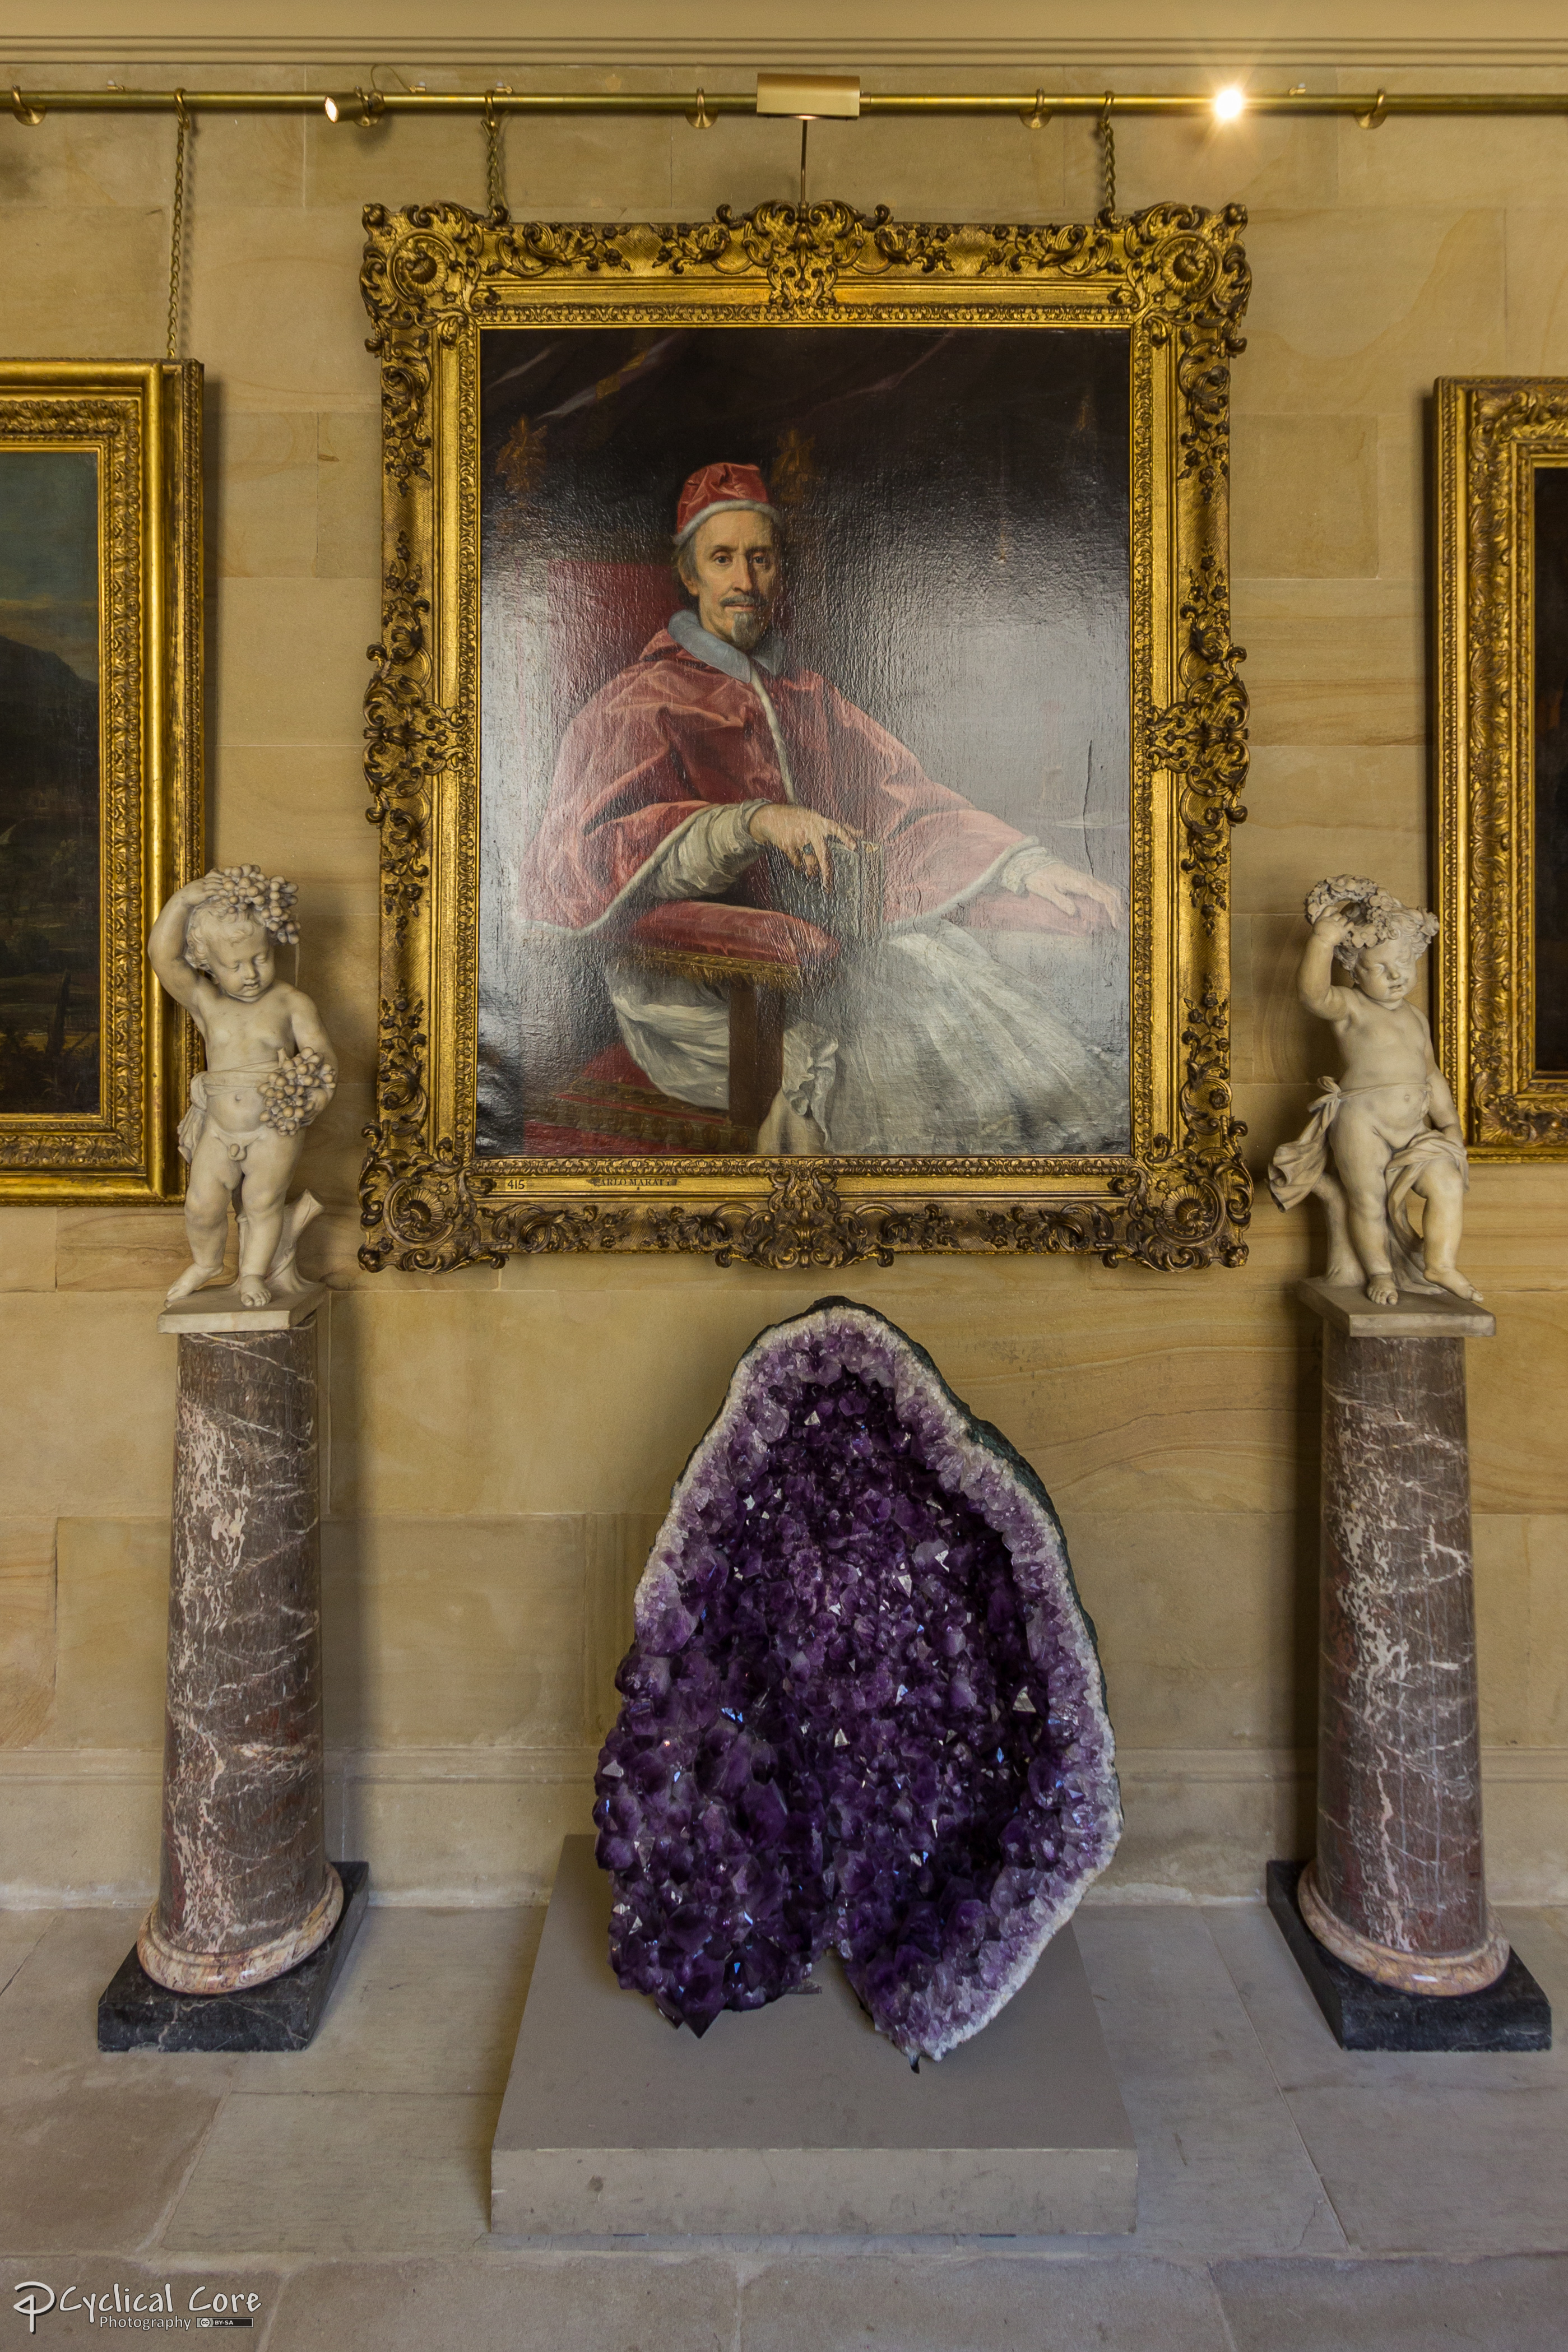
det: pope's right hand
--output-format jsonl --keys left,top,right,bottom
{"left": 748, "top": 804, "right": 860, "bottom": 891}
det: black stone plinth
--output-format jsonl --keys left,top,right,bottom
{"left": 1267, "top": 1860, "right": 1551, "bottom": 2053}
{"left": 98, "top": 1861, "right": 369, "bottom": 2053}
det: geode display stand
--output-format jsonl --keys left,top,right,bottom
{"left": 491, "top": 1838, "right": 1135, "bottom": 2236}
{"left": 99, "top": 1289, "right": 367, "bottom": 2053}
{"left": 1272, "top": 1280, "right": 1550, "bottom": 2052}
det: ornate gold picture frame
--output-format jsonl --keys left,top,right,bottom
{"left": 359, "top": 200, "right": 1250, "bottom": 1272}
{"left": 1436, "top": 377, "right": 1568, "bottom": 1157}
{"left": 0, "top": 360, "right": 202, "bottom": 1201}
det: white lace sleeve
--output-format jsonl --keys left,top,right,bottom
{"left": 995, "top": 841, "right": 1047, "bottom": 894}
{"left": 646, "top": 801, "right": 768, "bottom": 902}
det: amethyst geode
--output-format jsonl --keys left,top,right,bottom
{"left": 593, "top": 1299, "right": 1120, "bottom": 2062}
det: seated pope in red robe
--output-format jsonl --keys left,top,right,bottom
{"left": 519, "top": 463, "right": 1128, "bottom": 1155}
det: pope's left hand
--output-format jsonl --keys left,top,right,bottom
{"left": 1023, "top": 861, "right": 1123, "bottom": 930}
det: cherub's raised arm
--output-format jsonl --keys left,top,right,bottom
{"left": 146, "top": 875, "right": 225, "bottom": 1013}
{"left": 1298, "top": 911, "right": 1356, "bottom": 1022}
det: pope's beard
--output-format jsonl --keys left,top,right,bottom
{"left": 715, "top": 593, "right": 772, "bottom": 653}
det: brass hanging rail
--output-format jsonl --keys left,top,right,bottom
{"left": 7, "top": 85, "right": 1568, "bottom": 120}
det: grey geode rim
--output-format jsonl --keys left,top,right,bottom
{"left": 616, "top": 1295, "right": 1122, "bottom": 2061}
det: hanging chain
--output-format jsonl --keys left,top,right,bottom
{"left": 166, "top": 91, "right": 190, "bottom": 361}
{"left": 1098, "top": 92, "right": 1116, "bottom": 219}
{"left": 484, "top": 89, "right": 508, "bottom": 215}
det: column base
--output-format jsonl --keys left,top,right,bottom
{"left": 1298, "top": 1858, "right": 1510, "bottom": 1996}
{"left": 1268, "top": 1862, "right": 1550, "bottom": 2053}
{"left": 99, "top": 1861, "right": 369, "bottom": 2053}
{"left": 138, "top": 1862, "right": 345, "bottom": 1994}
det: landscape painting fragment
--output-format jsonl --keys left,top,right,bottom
{"left": 0, "top": 448, "right": 101, "bottom": 1116}
{"left": 1535, "top": 463, "right": 1568, "bottom": 1074}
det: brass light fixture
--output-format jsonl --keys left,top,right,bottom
{"left": 4, "top": 84, "right": 1564, "bottom": 122}
{"left": 754, "top": 72, "right": 861, "bottom": 120}
{"left": 754, "top": 73, "right": 861, "bottom": 210}
{"left": 322, "top": 88, "right": 386, "bottom": 127}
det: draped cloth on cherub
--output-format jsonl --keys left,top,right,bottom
{"left": 1269, "top": 1080, "right": 1469, "bottom": 1294}
{"left": 518, "top": 619, "right": 1127, "bottom": 1154}
{"left": 177, "top": 1066, "right": 285, "bottom": 1165}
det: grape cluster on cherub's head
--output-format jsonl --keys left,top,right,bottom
{"left": 183, "top": 866, "right": 300, "bottom": 975}
{"left": 1306, "top": 875, "right": 1440, "bottom": 974}
{"left": 258, "top": 1047, "right": 336, "bottom": 1136}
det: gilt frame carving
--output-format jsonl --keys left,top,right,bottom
{"left": 358, "top": 198, "right": 1251, "bottom": 1273}
{"left": 1436, "top": 377, "right": 1568, "bottom": 1156}
{"left": 0, "top": 361, "right": 202, "bottom": 1201}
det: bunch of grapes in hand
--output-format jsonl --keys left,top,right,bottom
{"left": 259, "top": 1047, "right": 336, "bottom": 1136}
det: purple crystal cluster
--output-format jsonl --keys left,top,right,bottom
{"left": 594, "top": 1300, "right": 1120, "bottom": 2062}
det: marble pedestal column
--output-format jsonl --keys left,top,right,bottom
{"left": 1296, "top": 1279, "right": 1506, "bottom": 1997}
{"left": 137, "top": 1294, "right": 342, "bottom": 1994}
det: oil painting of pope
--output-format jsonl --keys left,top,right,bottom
{"left": 516, "top": 460, "right": 1127, "bottom": 1159}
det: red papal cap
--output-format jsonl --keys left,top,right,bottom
{"left": 674, "top": 462, "right": 776, "bottom": 548}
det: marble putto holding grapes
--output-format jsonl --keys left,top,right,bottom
{"left": 1268, "top": 876, "right": 1480, "bottom": 1308}
{"left": 147, "top": 867, "right": 336, "bottom": 1308}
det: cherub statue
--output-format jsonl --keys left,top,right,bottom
{"left": 1268, "top": 876, "right": 1481, "bottom": 1309}
{"left": 147, "top": 867, "right": 337, "bottom": 1309}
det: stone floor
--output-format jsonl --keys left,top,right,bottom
{"left": 2, "top": 1891, "right": 1566, "bottom": 2349}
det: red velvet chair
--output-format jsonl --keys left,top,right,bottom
{"left": 620, "top": 900, "right": 840, "bottom": 1141}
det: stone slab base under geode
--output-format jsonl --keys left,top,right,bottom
{"left": 491, "top": 1839, "right": 1135, "bottom": 2237}
{"left": 1267, "top": 1862, "right": 1551, "bottom": 2053}
{"left": 98, "top": 1861, "right": 369, "bottom": 2052}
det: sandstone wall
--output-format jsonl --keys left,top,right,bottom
{"left": 3, "top": 13, "right": 1565, "bottom": 1901}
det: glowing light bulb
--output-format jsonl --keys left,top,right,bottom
{"left": 1213, "top": 85, "right": 1247, "bottom": 123}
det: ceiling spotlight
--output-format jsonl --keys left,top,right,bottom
{"left": 1213, "top": 85, "right": 1247, "bottom": 123}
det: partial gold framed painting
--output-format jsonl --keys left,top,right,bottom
{"left": 1437, "top": 378, "right": 1568, "bottom": 1157}
{"left": 0, "top": 361, "right": 202, "bottom": 1200}
{"left": 359, "top": 199, "right": 1250, "bottom": 1271}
